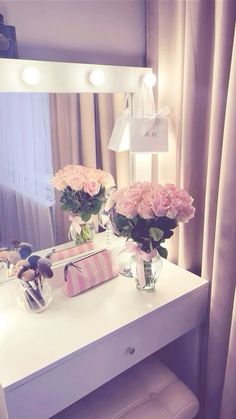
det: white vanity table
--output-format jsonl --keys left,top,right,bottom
{"left": 0, "top": 58, "right": 208, "bottom": 418}
{"left": 0, "top": 233, "right": 208, "bottom": 419}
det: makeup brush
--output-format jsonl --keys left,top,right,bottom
{"left": 17, "top": 242, "right": 32, "bottom": 259}
{"left": 28, "top": 255, "right": 41, "bottom": 270}
{"left": 7, "top": 250, "right": 21, "bottom": 266}
{"left": 38, "top": 261, "right": 53, "bottom": 279}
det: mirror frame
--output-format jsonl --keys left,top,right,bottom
{"left": 0, "top": 58, "right": 152, "bottom": 93}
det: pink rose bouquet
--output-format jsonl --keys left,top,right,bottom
{"left": 111, "top": 182, "right": 195, "bottom": 258}
{"left": 52, "top": 165, "right": 115, "bottom": 222}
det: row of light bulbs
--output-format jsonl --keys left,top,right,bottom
{"left": 21, "top": 66, "right": 157, "bottom": 87}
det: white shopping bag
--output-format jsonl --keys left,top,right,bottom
{"left": 108, "top": 95, "right": 131, "bottom": 152}
{"left": 129, "top": 114, "right": 168, "bottom": 153}
{"left": 129, "top": 85, "right": 169, "bottom": 153}
{"left": 108, "top": 86, "right": 169, "bottom": 153}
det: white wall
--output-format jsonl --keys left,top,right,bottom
{"left": 0, "top": 0, "right": 146, "bottom": 65}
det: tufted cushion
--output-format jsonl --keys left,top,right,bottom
{"left": 52, "top": 354, "right": 199, "bottom": 419}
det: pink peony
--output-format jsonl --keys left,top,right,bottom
{"left": 84, "top": 179, "right": 101, "bottom": 196}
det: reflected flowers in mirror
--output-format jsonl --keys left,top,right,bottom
{"left": 51, "top": 165, "right": 115, "bottom": 244}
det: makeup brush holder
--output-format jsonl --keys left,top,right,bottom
{"left": 16, "top": 276, "right": 52, "bottom": 313}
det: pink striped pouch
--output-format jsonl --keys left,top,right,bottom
{"left": 48, "top": 242, "right": 95, "bottom": 263}
{"left": 63, "top": 250, "right": 119, "bottom": 297}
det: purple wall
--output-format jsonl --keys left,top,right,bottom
{"left": 0, "top": 0, "right": 146, "bottom": 66}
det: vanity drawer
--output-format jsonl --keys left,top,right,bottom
{"left": 5, "top": 287, "right": 207, "bottom": 419}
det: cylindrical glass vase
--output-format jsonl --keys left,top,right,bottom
{"left": 16, "top": 277, "right": 52, "bottom": 313}
{"left": 69, "top": 220, "right": 95, "bottom": 245}
{"left": 130, "top": 254, "right": 162, "bottom": 291}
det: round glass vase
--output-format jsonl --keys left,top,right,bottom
{"left": 130, "top": 254, "right": 163, "bottom": 291}
{"left": 16, "top": 277, "right": 52, "bottom": 313}
{"left": 68, "top": 220, "right": 95, "bottom": 245}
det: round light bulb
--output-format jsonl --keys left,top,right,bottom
{"left": 143, "top": 73, "right": 157, "bottom": 87}
{"left": 89, "top": 69, "right": 105, "bottom": 86}
{"left": 22, "top": 67, "right": 41, "bottom": 86}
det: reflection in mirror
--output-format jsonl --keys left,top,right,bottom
{"left": 0, "top": 92, "right": 130, "bottom": 255}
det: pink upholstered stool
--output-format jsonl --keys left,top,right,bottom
{"left": 52, "top": 354, "right": 199, "bottom": 419}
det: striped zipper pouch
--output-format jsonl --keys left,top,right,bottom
{"left": 63, "top": 249, "right": 119, "bottom": 297}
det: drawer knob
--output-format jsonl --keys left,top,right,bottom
{"left": 127, "top": 347, "right": 135, "bottom": 355}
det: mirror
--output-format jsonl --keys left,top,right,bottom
{"left": 0, "top": 91, "right": 130, "bottom": 258}
{"left": 0, "top": 59, "right": 152, "bottom": 283}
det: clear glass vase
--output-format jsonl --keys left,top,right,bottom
{"left": 69, "top": 220, "right": 95, "bottom": 245}
{"left": 16, "top": 277, "right": 52, "bottom": 313}
{"left": 130, "top": 254, "right": 163, "bottom": 291}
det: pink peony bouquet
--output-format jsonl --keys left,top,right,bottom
{"left": 111, "top": 182, "right": 195, "bottom": 258}
{"left": 52, "top": 165, "right": 115, "bottom": 222}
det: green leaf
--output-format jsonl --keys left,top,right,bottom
{"left": 158, "top": 246, "right": 168, "bottom": 259}
{"left": 61, "top": 203, "right": 71, "bottom": 212}
{"left": 149, "top": 227, "right": 164, "bottom": 242}
{"left": 90, "top": 199, "right": 103, "bottom": 215}
{"left": 80, "top": 211, "right": 91, "bottom": 222}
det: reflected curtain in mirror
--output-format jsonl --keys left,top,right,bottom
{"left": 0, "top": 93, "right": 55, "bottom": 250}
{"left": 0, "top": 92, "right": 130, "bottom": 250}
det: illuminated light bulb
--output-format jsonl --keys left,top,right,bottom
{"left": 22, "top": 67, "right": 40, "bottom": 86}
{"left": 143, "top": 72, "right": 157, "bottom": 87}
{"left": 89, "top": 69, "right": 105, "bottom": 86}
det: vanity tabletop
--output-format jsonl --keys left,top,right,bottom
{"left": 0, "top": 235, "right": 208, "bottom": 393}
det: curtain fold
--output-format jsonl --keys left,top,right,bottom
{"left": 0, "top": 93, "right": 55, "bottom": 251}
{"left": 50, "top": 94, "right": 80, "bottom": 245}
{"left": 206, "top": 23, "right": 236, "bottom": 419}
{"left": 147, "top": 1, "right": 236, "bottom": 417}
{"left": 0, "top": 185, "right": 54, "bottom": 251}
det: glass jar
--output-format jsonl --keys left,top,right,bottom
{"left": 68, "top": 220, "right": 95, "bottom": 245}
{"left": 16, "top": 277, "right": 52, "bottom": 313}
{"left": 130, "top": 254, "right": 163, "bottom": 291}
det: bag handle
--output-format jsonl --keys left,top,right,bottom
{"left": 137, "top": 83, "right": 156, "bottom": 118}
{"left": 64, "top": 261, "right": 82, "bottom": 281}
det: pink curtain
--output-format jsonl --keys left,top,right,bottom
{"left": 147, "top": 1, "right": 236, "bottom": 418}
{"left": 0, "top": 185, "right": 54, "bottom": 252}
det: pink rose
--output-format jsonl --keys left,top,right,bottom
{"left": 175, "top": 189, "right": 194, "bottom": 204}
{"left": 66, "top": 174, "right": 85, "bottom": 190}
{"left": 83, "top": 168, "right": 97, "bottom": 181}
{"left": 165, "top": 206, "right": 178, "bottom": 219}
{"left": 176, "top": 204, "right": 195, "bottom": 223}
{"left": 124, "top": 187, "right": 142, "bottom": 203}
{"left": 112, "top": 188, "right": 126, "bottom": 202}
{"left": 141, "top": 182, "right": 154, "bottom": 193}
{"left": 84, "top": 179, "right": 101, "bottom": 196}
{"left": 99, "top": 172, "right": 115, "bottom": 189}
{"left": 152, "top": 196, "right": 171, "bottom": 217}
{"left": 51, "top": 174, "right": 67, "bottom": 191}
{"left": 138, "top": 198, "right": 155, "bottom": 219}
{"left": 116, "top": 198, "right": 138, "bottom": 218}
